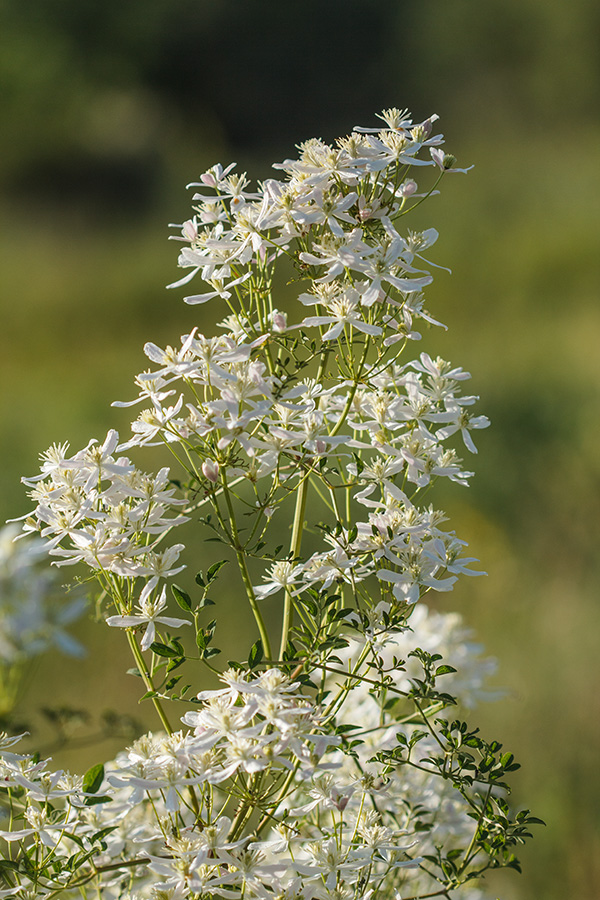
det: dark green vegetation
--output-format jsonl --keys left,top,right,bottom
{"left": 1, "top": 1, "right": 599, "bottom": 897}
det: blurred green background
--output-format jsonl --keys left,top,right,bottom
{"left": 1, "top": 0, "right": 599, "bottom": 897}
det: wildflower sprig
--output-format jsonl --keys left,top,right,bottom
{"left": 4, "top": 108, "right": 541, "bottom": 900}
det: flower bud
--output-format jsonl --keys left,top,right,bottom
{"left": 182, "top": 219, "right": 198, "bottom": 242}
{"left": 271, "top": 310, "right": 288, "bottom": 332}
{"left": 399, "top": 179, "right": 417, "bottom": 198}
{"left": 202, "top": 459, "right": 220, "bottom": 483}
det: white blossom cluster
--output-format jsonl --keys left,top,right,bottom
{"left": 16, "top": 108, "right": 491, "bottom": 653}
{"left": 2, "top": 109, "right": 530, "bottom": 900}
{"left": 0, "top": 626, "right": 494, "bottom": 900}
{"left": 19, "top": 431, "right": 188, "bottom": 580}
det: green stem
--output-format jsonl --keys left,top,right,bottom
{"left": 458, "top": 785, "right": 492, "bottom": 873}
{"left": 220, "top": 472, "right": 272, "bottom": 660}
{"left": 125, "top": 631, "right": 173, "bottom": 735}
{"left": 228, "top": 771, "right": 264, "bottom": 842}
{"left": 279, "top": 474, "right": 309, "bottom": 659}
{"left": 395, "top": 170, "right": 445, "bottom": 218}
{"left": 126, "top": 630, "right": 201, "bottom": 818}
{"left": 330, "top": 338, "right": 371, "bottom": 437}
{"left": 254, "top": 761, "right": 301, "bottom": 837}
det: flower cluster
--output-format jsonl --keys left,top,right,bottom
{"left": 20, "top": 432, "right": 188, "bottom": 580}
{"left": 2, "top": 109, "right": 538, "bottom": 900}
{"left": 0, "top": 632, "right": 495, "bottom": 900}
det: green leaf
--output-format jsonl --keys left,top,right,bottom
{"left": 140, "top": 690, "right": 158, "bottom": 701}
{"left": 195, "top": 571, "right": 205, "bottom": 587}
{"left": 62, "top": 831, "right": 85, "bottom": 849}
{"left": 248, "top": 639, "right": 264, "bottom": 669}
{"left": 91, "top": 826, "right": 118, "bottom": 844}
{"left": 435, "top": 665, "right": 457, "bottom": 676}
{"left": 479, "top": 755, "right": 495, "bottom": 773}
{"left": 207, "top": 560, "right": 228, "bottom": 582}
{"left": 331, "top": 606, "right": 355, "bottom": 622}
{"left": 441, "top": 859, "right": 457, "bottom": 877}
{"left": 167, "top": 656, "right": 185, "bottom": 673}
{"left": 0, "top": 860, "right": 20, "bottom": 874}
{"left": 83, "top": 763, "right": 104, "bottom": 794}
{"left": 227, "top": 660, "right": 244, "bottom": 670}
{"left": 17, "top": 854, "right": 36, "bottom": 877}
{"left": 150, "top": 641, "right": 179, "bottom": 658}
{"left": 83, "top": 794, "right": 113, "bottom": 806}
{"left": 171, "top": 584, "right": 192, "bottom": 611}
{"left": 90, "top": 825, "right": 119, "bottom": 844}
{"left": 301, "top": 595, "right": 318, "bottom": 617}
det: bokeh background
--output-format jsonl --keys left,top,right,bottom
{"left": 1, "top": 1, "right": 599, "bottom": 897}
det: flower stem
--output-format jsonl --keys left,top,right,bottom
{"left": 125, "top": 630, "right": 173, "bottom": 735}
{"left": 279, "top": 473, "right": 309, "bottom": 659}
{"left": 125, "top": 630, "right": 201, "bottom": 818}
{"left": 220, "top": 471, "right": 272, "bottom": 660}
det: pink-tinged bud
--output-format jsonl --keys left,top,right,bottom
{"left": 182, "top": 219, "right": 198, "bottom": 241}
{"left": 271, "top": 311, "right": 287, "bottom": 332}
{"left": 421, "top": 117, "right": 433, "bottom": 139}
{"left": 202, "top": 459, "right": 220, "bottom": 483}
{"left": 357, "top": 195, "right": 381, "bottom": 222}
{"left": 315, "top": 440, "right": 327, "bottom": 455}
{"left": 430, "top": 148, "right": 445, "bottom": 169}
{"left": 201, "top": 172, "right": 217, "bottom": 187}
{"left": 400, "top": 179, "right": 417, "bottom": 197}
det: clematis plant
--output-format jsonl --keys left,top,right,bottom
{"left": 2, "top": 108, "right": 541, "bottom": 900}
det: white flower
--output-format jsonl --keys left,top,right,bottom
{"left": 301, "top": 287, "right": 382, "bottom": 341}
{"left": 435, "top": 406, "right": 490, "bottom": 454}
{"left": 254, "top": 561, "right": 303, "bottom": 599}
{"left": 106, "top": 581, "right": 190, "bottom": 650}
{"left": 299, "top": 229, "right": 370, "bottom": 283}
